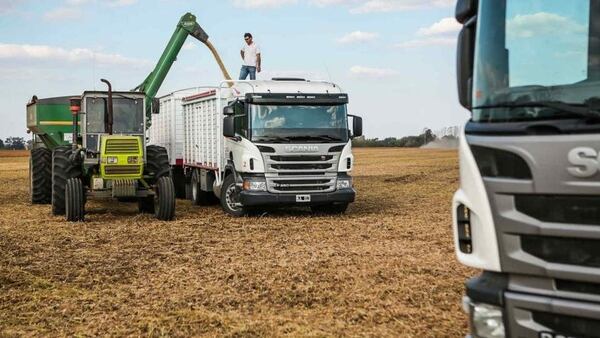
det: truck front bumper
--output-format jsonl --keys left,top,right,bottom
{"left": 239, "top": 188, "right": 356, "bottom": 206}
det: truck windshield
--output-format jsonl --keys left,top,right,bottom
{"left": 86, "top": 97, "right": 144, "bottom": 134}
{"left": 472, "top": 0, "right": 600, "bottom": 122}
{"left": 250, "top": 104, "right": 349, "bottom": 143}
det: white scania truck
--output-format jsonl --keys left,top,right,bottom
{"left": 453, "top": 0, "right": 600, "bottom": 337}
{"left": 148, "top": 79, "right": 362, "bottom": 216}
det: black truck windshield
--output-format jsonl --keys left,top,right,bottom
{"left": 250, "top": 104, "right": 349, "bottom": 143}
{"left": 472, "top": 0, "right": 600, "bottom": 122}
{"left": 86, "top": 97, "right": 144, "bottom": 134}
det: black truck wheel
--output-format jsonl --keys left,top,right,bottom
{"left": 30, "top": 148, "right": 52, "bottom": 204}
{"left": 65, "top": 177, "right": 85, "bottom": 222}
{"left": 51, "top": 146, "right": 82, "bottom": 216}
{"left": 154, "top": 176, "right": 175, "bottom": 221}
{"left": 145, "top": 145, "right": 171, "bottom": 184}
{"left": 311, "top": 203, "right": 349, "bottom": 215}
{"left": 220, "top": 174, "right": 247, "bottom": 217}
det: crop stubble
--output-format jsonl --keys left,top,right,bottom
{"left": 0, "top": 148, "right": 473, "bottom": 337}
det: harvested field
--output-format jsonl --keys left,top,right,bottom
{"left": 0, "top": 148, "right": 473, "bottom": 337}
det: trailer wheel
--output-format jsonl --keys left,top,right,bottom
{"left": 172, "top": 166, "right": 186, "bottom": 199}
{"left": 30, "top": 148, "right": 52, "bottom": 204}
{"left": 51, "top": 146, "right": 82, "bottom": 216}
{"left": 220, "top": 174, "right": 247, "bottom": 217}
{"left": 191, "top": 170, "right": 215, "bottom": 206}
{"left": 65, "top": 177, "right": 85, "bottom": 222}
{"left": 154, "top": 176, "right": 175, "bottom": 221}
{"left": 145, "top": 145, "right": 171, "bottom": 184}
{"left": 311, "top": 203, "right": 349, "bottom": 215}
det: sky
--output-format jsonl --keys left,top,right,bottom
{"left": 0, "top": 0, "right": 467, "bottom": 140}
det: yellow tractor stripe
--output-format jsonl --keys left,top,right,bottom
{"left": 39, "top": 121, "right": 80, "bottom": 126}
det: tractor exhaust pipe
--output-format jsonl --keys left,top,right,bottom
{"left": 101, "top": 79, "right": 114, "bottom": 135}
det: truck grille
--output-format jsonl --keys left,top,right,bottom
{"left": 104, "top": 139, "right": 140, "bottom": 154}
{"left": 105, "top": 165, "right": 142, "bottom": 176}
{"left": 516, "top": 195, "right": 600, "bottom": 226}
{"left": 521, "top": 235, "right": 600, "bottom": 268}
{"left": 263, "top": 152, "right": 339, "bottom": 194}
{"left": 532, "top": 312, "right": 600, "bottom": 338}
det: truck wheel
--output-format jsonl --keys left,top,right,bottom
{"left": 220, "top": 174, "right": 247, "bottom": 217}
{"left": 172, "top": 166, "right": 186, "bottom": 199}
{"left": 138, "top": 196, "right": 155, "bottom": 214}
{"left": 311, "top": 203, "right": 349, "bottom": 215}
{"left": 65, "top": 177, "right": 85, "bottom": 222}
{"left": 30, "top": 148, "right": 52, "bottom": 204}
{"left": 145, "top": 145, "right": 171, "bottom": 184}
{"left": 154, "top": 176, "right": 175, "bottom": 221}
{"left": 191, "top": 170, "right": 214, "bottom": 206}
{"left": 51, "top": 146, "right": 82, "bottom": 216}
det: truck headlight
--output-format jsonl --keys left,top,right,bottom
{"left": 337, "top": 179, "right": 352, "bottom": 190}
{"left": 243, "top": 179, "right": 267, "bottom": 191}
{"left": 106, "top": 156, "right": 118, "bottom": 164}
{"left": 127, "top": 156, "right": 139, "bottom": 164}
{"left": 470, "top": 302, "right": 505, "bottom": 338}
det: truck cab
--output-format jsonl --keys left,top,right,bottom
{"left": 219, "top": 79, "right": 361, "bottom": 216}
{"left": 454, "top": 1, "right": 600, "bottom": 337}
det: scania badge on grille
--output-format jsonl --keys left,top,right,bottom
{"left": 567, "top": 147, "right": 600, "bottom": 178}
{"left": 285, "top": 145, "right": 319, "bottom": 153}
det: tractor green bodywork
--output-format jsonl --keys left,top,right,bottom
{"left": 26, "top": 96, "right": 76, "bottom": 149}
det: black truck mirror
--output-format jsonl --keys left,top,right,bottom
{"left": 455, "top": 0, "right": 478, "bottom": 24}
{"left": 351, "top": 115, "right": 363, "bottom": 138}
{"left": 223, "top": 116, "right": 235, "bottom": 138}
{"left": 223, "top": 106, "right": 234, "bottom": 115}
{"left": 457, "top": 18, "right": 476, "bottom": 110}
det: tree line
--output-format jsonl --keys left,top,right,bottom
{"left": 353, "top": 129, "right": 442, "bottom": 148}
{"left": 0, "top": 137, "right": 27, "bottom": 150}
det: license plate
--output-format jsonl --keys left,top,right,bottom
{"left": 296, "top": 194, "right": 311, "bottom": 203}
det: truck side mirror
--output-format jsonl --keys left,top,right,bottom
{"left": 352, "top": 116, "right": 363, "bottom": 138}
{"left": 152, "top": 98, "right": 160, "bottom": 114}
{"left": 223, "top": 106, "right": 234, "bottom": 116}
{"left": 223, "top": 116, "right": 235, "bottom": 138}
{"left": 455, "top": 0, "right": 478, "bottom": 24}
{"left": 457, "top": 18, "right": 476, "bottom": 110}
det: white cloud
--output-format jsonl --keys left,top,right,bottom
{"left": 395, "top": 37, "right": 455, "bottom": 48}
{"left": 417, "top": 17, "right": 460, "bottom": 36}
{"left": 507, "top": 12, "right": 586, "bottom": 38}
{"left": 337, "top": 31, "right": 379, "bottom": 44}
{"left": 182, "top": 41, "right": 197, "bottom": 51}
{"left": 106, "top": 0, "right": 137, "bottom": 7}
{"left": 350, "top": 0, "right": 454, "bottom": 14}
{"left": 0, "top": 43, "right": 151, "bottom": 68}
{"left": 44, "top": 7, "right": 81, "bottom": 21}
{"left": 232, "top": 0, "right": 297, "bottom": 9}
{"left": 350, "top": 65, "right": 398, "bottom": 78}
{"left": 260, "top": 70, "right": 327, "bottom": 81}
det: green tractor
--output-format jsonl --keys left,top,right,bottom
{"left": 28, "top": 80, "right": 175, "bottom": 222}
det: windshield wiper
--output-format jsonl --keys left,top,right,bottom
{"left": 254, "top": 136, "right": 290, "bottom": 143}
{"left": 474, "top": 100, "right": 600, "bottom": 120}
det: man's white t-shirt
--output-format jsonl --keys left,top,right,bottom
{"left": 241, "top": 42, "right": 260, "bottom": 67}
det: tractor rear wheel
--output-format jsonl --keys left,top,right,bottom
{"left": 145, "top": 145, "right": 171, "bottom": 184}
{"left": 51, "top": 146, "right": 82, "bottom": 216}
{"left": 154, "top": 176, "right": 175, "bottom": 221}
{"left": 30, "top": 148, "right": 52, "bottom": 204}
{"left": 65, "top": 177, "right": 85, "bottom": 222}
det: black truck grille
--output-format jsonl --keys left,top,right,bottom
{"left": 533, "top": 311, "right": 600, "bottom": 338}
{"left": 521, "top": 235, "right": 600, "bottom": 268}
{"left": 516, "top": 195, "right": 600, "bottom": 226}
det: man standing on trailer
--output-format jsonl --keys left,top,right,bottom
{"left": 239, "top": 33, "right": 261, "bottom": 80}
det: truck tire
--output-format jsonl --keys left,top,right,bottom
{"left": 191, "top": 169, "right": 214, "bottom": 206}
{"left": 145, "top": 145, "right": 171, "bottom": 184}
{"left": 30, "top": 148, "right": 52, "bottom": 204}
{"left": 51, "top": 146, "right": 82, "bottom": 216}
{"left": 172, "top": 166, "right": 186, "bottom": 199}
{"left": 65, "top": 177, "right": 85, "bottom": 222}
{"left": 220, "top": 174, "right": 247, "bottom": 217}
{"left": 311, "top": 203, "right": 349, "bottom": 215}
{"left": 154, "top": 176, "right": 175, "bottom": 221}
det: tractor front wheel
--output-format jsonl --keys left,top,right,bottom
{"left": 154, "top": 176, "right": 175, "bottom": 221}
{"left": 51, "top": 146, "right": 82, "bottom": 216}
{"left": 65, "top": 177, "right": 85, "bottom": 222}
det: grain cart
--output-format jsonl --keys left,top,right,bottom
{"left": 453, "top": 0, "right": 600, "bottom": 337}
{"left": 149, "top": 79, "right": 363, "bottom": 216}
{"left": 26, "top": 12, "right": 229, "bottom": 221}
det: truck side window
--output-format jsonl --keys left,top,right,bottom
{"left": 233, "top": 102, "right": 248, "bottom": 137}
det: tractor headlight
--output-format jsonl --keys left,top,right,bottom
{"left": 127, "top": 156, "right": 139, "bottom": 164}
{"left": 466, "top": 300, "right": 505, "bottom": 338}
{"left": 337, "top": 179, "right": 352, "bottom": 190}
{"left": 107, "top": 156, "right": 118, "bottom": 164}
{"left": 243, "top": 179, "right": 267, "bottom": 191}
